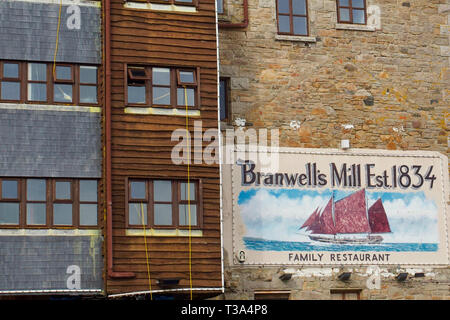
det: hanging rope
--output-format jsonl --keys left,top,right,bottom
{"left": 140, "top": 203, "right": 153, "bottom": 300}
{"left": 184, "top": 86, "right": 193, "bottom": 300}
{"left": 53, "top": 0, "right": 63, "bottom": 79}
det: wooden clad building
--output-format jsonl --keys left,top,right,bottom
{"left": 105, "top": 0, "right": 222, "bottom": 297}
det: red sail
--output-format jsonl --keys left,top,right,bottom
{"left": 368, "top": 198, "right": 391, "bottom": 233}
{"left": 309, "top": 210, "right": 323, "bottom": 234}
{"left": 318, "top": 198, "right": 335, "bottom": 234}
{"left": 300, "top": 208, "right": 318, "bottom": 230}
{"left": 334, "top": 189, "right": 371, "bottom": 234}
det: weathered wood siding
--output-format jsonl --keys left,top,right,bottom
{"left": 107, "top": 0, "right": 221, "bottom": 295}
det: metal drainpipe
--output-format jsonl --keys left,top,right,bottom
{"left": 218, "top": 0, "right": 249, "bottom": 29}
{"left": 105, "top": 0, "right": 135, "bottom": 280}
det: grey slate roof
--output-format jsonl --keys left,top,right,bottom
{"left": 0, "top": 108, "right": 101, "bottom": 178}
{"left": 0, "top": 1, "right": 101, "bottom": 64}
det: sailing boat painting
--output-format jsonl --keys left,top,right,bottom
{"left": 300, "top": 189, "right": 391, "bottom": 244}
{"left": 238, "top": 188, "right": 439, "bottom": 252}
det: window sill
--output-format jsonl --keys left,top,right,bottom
{"left": 124, "top": 2, "right": 197, "bottom": 13}
{"left": 124, "top": 106, "right": 201, "bottom": 117}
{"left": 0, "top": 229, "right": 101, "bottom": 236}
{"left": 0, "top": 102, "right": 101, "bottom": 113}
{"left": 275, "top": 34, "right": 317, "bottom": 43}
{"left": 335, "top": 23, "right": 376, "bottom": 32}
{"left": 126, "top": 228, "right": 203, "bottom": 237}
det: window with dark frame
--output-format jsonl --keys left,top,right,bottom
{"left": 0, "top": 178, "right": 99, "bottom": 228}
{"left": 276, "top": 0, "right": 309, "bottom": 36}
{"left": 336, "top": 0, "right": 367, "bottom": 24}
{"left": 0, "top": 61, "right": 98, "bottom": 105}
{"left": 126, "top": 65, "right": 199, "bottom": 109}
{"left": 127, "top": 179, "right": 201, "bottom": 229}
{"left": 219, "top": 77, "right": 230, "bottom": 122}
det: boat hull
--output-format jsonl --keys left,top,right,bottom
{"left": 308, "top": 235, "right": 383, "bottom": 244}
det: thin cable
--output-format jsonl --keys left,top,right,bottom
{"left": 184, "top": 86, "right": 193, "bottom": 300}
{"left": 53, "top": 0, "right": 63, "bottom": 78}
{"left": 141, "top": 203, "right": 153, "bottom": 300}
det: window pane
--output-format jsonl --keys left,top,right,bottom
{"left": 219, "top": 79, "right": 227, "bottom": 121}
{"left": 80, "top": 180, "right": 97, "bottom": 202}
{"left": 129, "top": 203, "right": 147, "bottom": 225}
{"left": 277, "top": 0, "right": 289, "bottom": 14}
{"left": 153, "top": 180, "right": 171, "bottom": 202}
{"left": 27, "top": 203, "right": 46, "bottom": 225}
{"left": 3, "top": 63, "right": 19, "bottom": 78}
{"left": 154, "top": 203, "right": 172, "bottom": 226}
{"left": 80, "top": 204, "right": 98, "bottom": 226}
{"left": 176, "top": 0, "right": 193, "bottom": 3}
{"left": 128, "top": 85, "right": 146, "bottom": 104}
{"left": 338, "top": 0, "right": 349, "bottom": 6}
{"left": 28, "top": 63, "right": 46, "bottom": 81}
{"left": 80, "top": 66, "right": 97, "bottom": 84}
{"left": 27, "top": 179, "right": 46, "bottom": 201}
{"left": 181, "top": 182, "right": 195, "bottom": 201}
{"left": 55, "top": 181, "right": 71, "bottom": 200}
{"left": 54, "top": 84, "right": 73, "bottom": 103}
{"left": 179, "top": 204, "right": 197, "bottom": 226}
{"left": 278, "top": 15, "right": 291, "bottom": 33}
{"left": 0, "top": 203, "right": 19, "bottom": 224}
{"left": 152, "top": 68, "right": 170, "bottom": 86}
{"left": 352, "top": 9, "right": 365, "bottom": 24}
{"left": 352, "top": 0, "right": 364, "bottom": 8}
{"left": 217, "top": 0, "right": 223, "bottom": 14}
{"left": 80, "top": 85, "right": 97, "bottom": 103}
{"left": 293, "top": 16, "right": 307, "bottom": 35}
{"left": 153, "top": 86, "right": 171, "bottom": 105}
{"left": 292, "top": 0, "right": 306, "bottom": 15}
{"left": 1, "top": 82, "right": 20, "bottom": 100}
{"left": 55, "top": 66, "right": 72, "bottom": 80}
{"left": 179, "top": 71, "right": 194, "bottom": 83}
{"left": 339, "top": 8, "right": 350, "bottom": 21}
{"left": 27, "top": 83, "right": 47, "bottom": 101}
{"left": 130, "top": 181, "right": 146, "bottom": 199}
{"left": 2, "top": 180, "right": 18, "bottom": 199}
{"left": 177, "top": 88, "right": 195, "bottom": 106}
{"left": 53, "top": 204, "right": 72, "bottom": 225}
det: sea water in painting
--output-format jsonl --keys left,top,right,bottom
{"left": 238, "top": 188, "right": 439, "bottom": 252}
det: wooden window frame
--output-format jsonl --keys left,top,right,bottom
{"left": 219, "top": 77, "right": 231, "bottom": 123}
{"left": 330, "top": 289, "right": 362, "bottom": 300}
{"left": 0, "top": 178, "right": 100, "bottom": 229}
{"left": 336, "top": 0, "right": 367, "bottom": 25}
{"left": 0, "top": 61, "right": 22, "bottom": 102}
{"left": 276, "top": 0, "right": 309, "bottom": 36}
{"left": 0, "top": 178, "right": 21, "bottom": 226}
{"left": 125, "top": 65, "right": 200, "bottom": 110}
{"left": 78, "top": 65, "right": 99, "bottom": 106}
{"left": 0, "top": 61, "right": 99, "bottom": 106}
{"left": 126, "top": 178, "right": 203, "bottom": 230}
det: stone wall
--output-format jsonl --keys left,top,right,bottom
{"left": 219, "top": 0, "right": 449, "bottom": 153}
{"left": 218, "top": 0, "right": 450, "bottom": 300}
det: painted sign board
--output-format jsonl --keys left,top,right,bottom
{"left": 228, "top": 147, "right": 449, "bottom": 266}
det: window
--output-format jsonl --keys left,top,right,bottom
{"left": 254, "top": 290, "right": 291, "bottom": 300}
{"left": 0, "top": 62, "right": 21, "bottom": 101}
{"left": 330, "top": 289, "right": 361, "bottom": 300}
{"left": 126, "top": 65, "right": 199, "bottom": 109}
{"left": 336, "top": 0, "right": 366, "bottom": 24}
{"left": 219, "top": 77, "right": 230, "bottom": 122}
{"left": 0, "top": 178, "right": 99, "bottom": 228}
{"left": 136, "top": 0, "right": 198, "bottom": 6}
{"left": 276, "top": 0, "right": 309, "bottom": 36}
{"left": 127, "top": 179, "right": 202, "bottom": 229}
{"left": 0, "top": 61, "right": 98, "bottom": 105}
{"left": 217, "top": 0, "right": 224, "bottom": 14}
